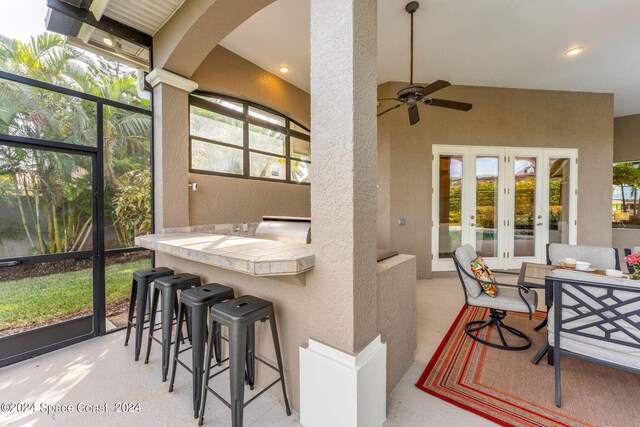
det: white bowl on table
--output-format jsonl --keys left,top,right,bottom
{"left": 575, "top": 261, "right": 591, "bottom": 271}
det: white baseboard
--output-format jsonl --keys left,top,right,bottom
{"left": 299, "top": 335, "right": 387, "bottom": 427}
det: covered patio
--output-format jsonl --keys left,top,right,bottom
{"left": 1, "top": 1, "right": 640, "bottom": 426}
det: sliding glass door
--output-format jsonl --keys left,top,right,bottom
{"left": 432, "top": 145, "right": 577, "bottom": 271}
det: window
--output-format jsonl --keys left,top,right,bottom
{"left": 189, "top": 94, "right": 311, "bottom": 184}
{"left": 613, "top": 161, "right": 640, "bottom": 228}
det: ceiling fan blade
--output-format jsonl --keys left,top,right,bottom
{"left": 418, "top": 80, "right": 451, "bottom": 96}
{"left": 427, "top": 98, "right": 473, "bottom": 111}
{"left": 377, "top": 103, "right": 404, "bottom": 117}
{"left": 377, "top": 98, "right": 400, "bottom": 102}
{"left": 408, "top": 104, "right": 420, "bottom": 125}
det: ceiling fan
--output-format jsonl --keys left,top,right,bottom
{"left": 377, "top": 1, "right": 472, "bottom": 125}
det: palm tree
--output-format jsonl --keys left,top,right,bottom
{"left": 0, "top": 33, "right": 151, "bottom": 253}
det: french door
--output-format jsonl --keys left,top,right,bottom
{"left": 432, "top": 145, "right": 578, "bottom": 271}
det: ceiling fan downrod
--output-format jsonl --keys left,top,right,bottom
{"left": 406, "top": 1, "right": 419, "bottom": 85}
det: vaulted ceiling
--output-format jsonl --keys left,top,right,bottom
{"left": 220, "top": 0, "right": 640, "bottom": 117}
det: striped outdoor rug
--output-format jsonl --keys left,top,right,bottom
{"left": 416, "top": 306, "right": 640, "bottom": 427}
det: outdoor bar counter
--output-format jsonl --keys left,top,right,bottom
{"left": 134, "top": 230, "right": 416, "bottom": 410}
{"left": 135, "top": 232, "right": 313, "bottom": 278}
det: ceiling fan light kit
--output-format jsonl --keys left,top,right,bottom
{"left": 377, "top": 1, "right": 473, "bottom": 125}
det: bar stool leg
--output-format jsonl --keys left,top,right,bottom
{"left": 144, "top": 287, "right": 160, "bottom": 364}
{"left": 269, "top": 314, "right": 291, "bottom": 416}
{"left": 190, "top": 305, "right": 208, "bottom": 418}
{"left": 214, "top": 322, "right": 222, "bottom": 365}
{"left": 246, "top": 323, "right": 255, "bottom": 390}
{"left": 161, "top": 290, "right": 177, "bottom": 381}
{"left": 168, "top": 302, "right": 185, "bottom": 393}
{"left": 229, "top": 324, "right": 248, "bottom": 427}
{"left": 198, "top": 318, "right": 218, "bottom": 426}
{"left": 124, "top": 278, "right": 137, "bottom": 347}
{"left": 134, "top": 280, "right": 150, "bottom": 361}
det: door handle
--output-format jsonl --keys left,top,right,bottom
{"left": 470, "top": 223, "right": 476, "bottom": 227}
{"left": 536, "top": 222, "right": 543, "bottom": 226}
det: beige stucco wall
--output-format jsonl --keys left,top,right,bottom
{"left": 614, "top": 114, "right": 640, "bottom": 162}
{"left": 153, "top": 83, "right": 191, "bottom": 230}
{"left": 377, "top": 82, "right": 614, "bottom": 278}
{"left": 377, "top": 254, "right": 416, "bottom": 394}
{"left": 187, "top": 46, "right": 311, "bottom": 225}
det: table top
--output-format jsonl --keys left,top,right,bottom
{"left": 518, "top": 262, "right": 607, "bottom": 288}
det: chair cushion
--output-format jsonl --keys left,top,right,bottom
{"left": 470, "top": 256, "right": 498, "bottom": 297}
{"left": 548, "top": 243, "right": 617, "bottom": 270}
{"left": 454, "top": 244, "right": 483, "bottom": 298}
{"left": 467, "top": 286, "right": 537, "bottom": 313}
{"left": 548, "top": 269, "right": 640, "bottom": 370}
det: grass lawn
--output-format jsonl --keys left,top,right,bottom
{"left": 0, "top": 258, "right": 151, "bottom": 332}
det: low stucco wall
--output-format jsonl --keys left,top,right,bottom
{"left": 377, "top": 254, "right": 417, "bottom": 395}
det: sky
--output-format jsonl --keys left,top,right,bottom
{"left": 0, "top": 0, "right": 49, "bottom": 41}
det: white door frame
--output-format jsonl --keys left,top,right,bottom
{"left": 432, "top": 145, "right": 578, "bottom": 271}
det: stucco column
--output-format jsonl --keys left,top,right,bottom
{"left": 146, "top": 69, "right": 198, "bottom": 231}
{"left": 301, "top": 0, "right": 384, "bottom": 425}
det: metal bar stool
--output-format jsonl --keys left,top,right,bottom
{"left": 198, "top": 295, "right": 291, "bottom": 427}
{"left": 124, "top": 267, "right": 174, "bottom": 361}
{"left": 168, "top": 283, "right": 235, "bottom": 418}
{"left": 144, "top": 273, "right": 201, "bottom": 381}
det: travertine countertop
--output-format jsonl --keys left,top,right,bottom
{"left": 135, "top": 233, "right": 313, "bottom": 277}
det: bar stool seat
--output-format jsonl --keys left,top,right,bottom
{"left": 169, "top": 283, "right": 235, "bottom": 418}
{"left": 199, "top": 295, "right": 291, "bottom": 427}
{"left": 145, "top": 273, "right": 201, "bottom": 381}
{"left": 124, "top": 267, "right": 174, "bottom": 361}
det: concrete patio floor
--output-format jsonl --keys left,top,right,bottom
{"left": 0, "top": 274, "right": 538, "bottom": 426}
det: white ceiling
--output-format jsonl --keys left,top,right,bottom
{"left": 220, "top": 0, "right": 640, "bottom": 117}
{"left": 103, "top": 0, "right": 185, "bottom": 36}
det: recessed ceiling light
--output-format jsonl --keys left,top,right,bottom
{"left": 565, "top": 46, "right": 584, "bottom": 57}
{"left": 278, "top": 65, "right": 291, "bottom": 74}
{"left": 103, "top": 36, "right": 114, "bottom": 47}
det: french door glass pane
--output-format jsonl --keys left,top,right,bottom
{"left": 514, "top": 157, "right": 536, "bottom": 257}
{"left": 0, "top": 145, "right": 93, "bottom": 257}
{"left": 549, "top": 158, "right": 571, "bottom": 244}
{"left": 438, "top": 155, "right": 462, "bottom": 258}
{"left": 476, "top": 156, "right": 499, "bottom": 258}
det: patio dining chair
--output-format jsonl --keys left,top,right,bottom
{"left": 547, "top": 269, "right": 640, "bottom": 407}
{"left": 546, "top": 243, "right": 620, "bottom": 270}
{"left": 453, "top": 244, "right": 537, "bottom": 351}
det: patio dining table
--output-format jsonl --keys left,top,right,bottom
{"left": 517, "top": 262, "right": 608, "bottom": 364}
